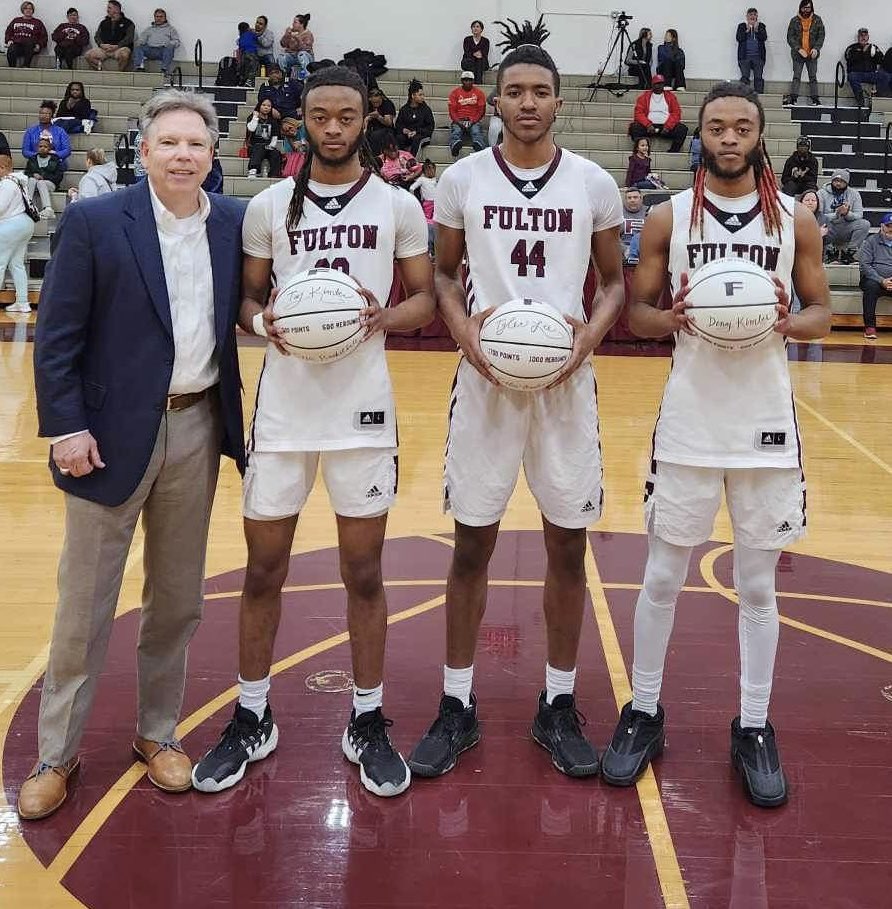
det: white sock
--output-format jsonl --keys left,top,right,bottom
{"left": 238, "top": 674, "right": 270, "bottom": 720}
{"left": 734, "top": 545, "right": 780, "bottom": 729}
{"left": 545, "top": 663, "right": 576, "bottom": 704}
{"left": 443, "top": 664, "right": 473, "bottom": 708}
{"left": 630, "top": 533, "right": 692, "bottom": 716}
{"left": 353, "top": 683, "right": 383, "bottom": 716}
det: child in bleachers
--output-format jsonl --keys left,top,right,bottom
{"left": 410, "top": 159, "right": 438, "bottom": 256}
{"left": 24, "top": 137, "right": 63, "bottom": 220}
{"left": 237, "top": 21, "right": 260, "bottom": 87}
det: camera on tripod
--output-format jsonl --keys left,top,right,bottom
{"left": 611, "top": 10, "right": 633, "bottom": 28}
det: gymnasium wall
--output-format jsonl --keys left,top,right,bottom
{"left": 23, "top": 1, "right": 878, "bottom": 83}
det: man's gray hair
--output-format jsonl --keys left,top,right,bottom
{"left": 140, "top": 89, "right": 219, "bottom": 145}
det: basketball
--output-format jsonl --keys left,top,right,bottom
{"left": 479, "top": 299, "right": 574, "bottom": 391}
{"left": 271, "top": 268, "right": 366, "bottom": 363}
{"left": 684, "top": 258, "right": 780, "bottom": 351}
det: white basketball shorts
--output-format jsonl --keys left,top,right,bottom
{"left": 444, "top": 359, "right": 603, "bottom": 529}
{"left": 644, "top": 460, "right": 806, "bottom": 550}
{"left": 243, "top": 448, "right": 398, "bottom": 521}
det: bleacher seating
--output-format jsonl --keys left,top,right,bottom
{"left": 1, "top": 56, "right": 890, "bottom": 326}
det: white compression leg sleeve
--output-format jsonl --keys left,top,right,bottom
{"left": 734, "top": 544, "right": 781, "bottom": 729}
{"left": 631, "top": 532, "right": 694, "bottom": 716}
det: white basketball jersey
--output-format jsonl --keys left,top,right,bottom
{"left": 435, "top": 147, "right": 623, "bottom": 319}
{"left": 655, "top": 187, "right": 800, "bottom": 468}
{"left": 242, "top": 172, "right": 428, "bottom": 452}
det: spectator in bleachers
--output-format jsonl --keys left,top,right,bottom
{"left": 859, "top": 213, "right": 892, "bottom": 340}
{"left": 85, "top": 1, "right": 134, "bottom": 72}
{"left": 365, "top": 87, "right": 397, "bottom": 154}
{"left": 52, "top": 8, "right": 90, "bottom": 70}
{"left": 818, "top": 169, "right": 871, "bottom": 265}
{"left": 884, "top": 45, "right": 892, "bottom": 79}
{"left": 783, "top": 0, "right": 824, "bottom": 106}
{"left": 5, "top": 2, "right": 47, "bottom": 68}
{"left": 799, "top": 188, "right": 829, "bottom": 253}
{"left": 279, "top": 13, "right": 313, "bottom": 78}
{"left": 68, "top": 147, "right": 117, "bottom": 202}
{"left": 25, "top": 136, "right": 62, "bottom": 220}
{"left": 396, "top": 80, "right": 435, "bottom": 156}
{"left": 22, "top": 101, "right": 72, "bottom": 164}
{"left": 53, "top": 81, "right": 94, "bottom": 134}
{"left": 245, "top": 98, "right": 281, "bottom": 179}
{"left": 132, "top": 8, "right": 180, "bottom": 77}
{"left": 379, "top": 136, "right": 423, "bottom": 189}
{"left": 448, "top": 71, "right": 487, "bottom": 158}
{"left": 688, "top": 126, "right": 701, "bottom": 174}
{"left": 0, "top": 152, "right": 35, "bottom": 313}
{"left": 656, "top": 30, "right": 686, "bottom": 91}
{"left": 844, "top": 29, "right": 890, "bottom": 107}
{"left": 629, "top": 75, "right": 688, "bottom": 153}
{"left": 736, "top": 8, "right": 767, "bottom": 93}
{"left": 254, "top": 15, "right": 276, "bottom": 69}
{"left": 257, "top": 64, "right": 301, "bottom": 120}
{"left": 279, "top": 116, "right": 305, "bottom": 176}
{"left": 627, "top": 27, "right": 653, "bottom": 90}
{"left": 487, "top": 89, "right": 502, "bottom": 147}
{"left": 620, "top": 187, "right": 647, "bottom": 264}
{"left": 461, "top": 20, "right": 490, "bottom": 84}
{"left": 0, "top": 132, "right": 10, "bottom": 157}
{"left": 626, "top": 136, "right": 653, "bottom": 188}
{"left": 781, "top": 136, "right": 818, "bottom": 195}
{"left": 236, "top": 21, "right": 260, "bottom": 87}
{"left": 410, "top": 158, "right": 437, "bottom": 256}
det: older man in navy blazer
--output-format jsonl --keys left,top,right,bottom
{"left": 20, "top": 90, "right": 246, "bottom": 820}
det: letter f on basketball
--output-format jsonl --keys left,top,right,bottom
{"left": 724, "top": 281, "right": 744, "bottom": 297}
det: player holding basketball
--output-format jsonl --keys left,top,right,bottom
{"left": 191, "top": 68, "right": 434, "bottom": 798}
{"left": 409, "top": 21, "right": 625, "bottom": 779}
{"left": 601, "top": 82, "right": 831, "bottom": 806}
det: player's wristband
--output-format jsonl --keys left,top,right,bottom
{"left": 252, "top": 311, "right": 268, "bottom": 337}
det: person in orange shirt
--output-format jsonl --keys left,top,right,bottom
{"left": 783, "top": 0, "right": 825, "bottom": 105}
{"left": 448, "top": 71, "right": 487, "bottom": 158}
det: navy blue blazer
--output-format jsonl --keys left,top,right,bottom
{"left": 34, "top": 179, "right": 247, "bottom": 507}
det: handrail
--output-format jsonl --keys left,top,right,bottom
{"left": 832, "top": 61, "right": 845, "bottom": 121}
{"left": 883, "top": 121, "right": 892, "bottom": 206}
{"left": 169, "top": 66, "right": 183, "bottom": 90}
{"left": 195, "top": 39, "right": 203, "bottom": 90}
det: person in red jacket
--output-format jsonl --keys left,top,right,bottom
{"left": 628, "top": 75, "right": 689, "bottom": 153}
{"left": 5, "top": 1, "right": 48, "bottom": 68}
{"left": 448, "top": 71, "right": 487, "bottom": 158}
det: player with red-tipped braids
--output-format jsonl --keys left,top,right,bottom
{"left": 601, "top": 82, "right": 831, "bottom": 807}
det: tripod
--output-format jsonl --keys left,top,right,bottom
{"left": 588, "top": 16, "right": 636, "bottom": 101}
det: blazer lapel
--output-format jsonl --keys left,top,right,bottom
{"left": 123, "top": 181, "right": 173, "bottom": 339}
{"left": 206, "top": 198, "right": 239, "bottom": 349}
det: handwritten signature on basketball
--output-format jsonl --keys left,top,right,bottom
{"left": 285, "top": 285, "right": 355, "bottom": 304}
{"left": 489, "top": 315, "right": 567, "bottom": 340}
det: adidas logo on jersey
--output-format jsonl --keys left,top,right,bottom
{"left": 521, "top": 181, "right": 538, "bottom": 194}
{"left": 776, "top": 520, "right": 792, "bottom": 534}
{"left": 324, "top": 198, "right": 342, "bottom": 211}
{"left": 581, "top": 500, "right": 597, "bottom": 513}
{"left": 366, "top": 485, "right": 383, "bottom": 498}
{"left": 725, "top": 214, "right": 742, "bottom": 227}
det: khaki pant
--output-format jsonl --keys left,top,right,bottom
{"left": 38, "top": 394, "right": 222, "bottom": 764}
{"left": 84, "top": 46, "right": 132, "bottom": 71}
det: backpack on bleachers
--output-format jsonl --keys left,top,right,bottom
{"left": 216, "top": 57, "right": 240, "bottom": 87}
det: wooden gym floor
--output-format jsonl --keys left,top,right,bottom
{"left": 1, "top": 314, "right": 890, "bottom": 908}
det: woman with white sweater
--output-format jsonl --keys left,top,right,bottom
{"left": 0, "top": 152, "right": 36, "bottom": 313}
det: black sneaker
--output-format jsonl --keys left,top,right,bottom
{"left": 601, "top": 701, "right": 665, "bottom": 787}
{"left": 730, "top": 717, "right": 788, "bottom": 808}
{"left": 450, "top": 141, "right": 462, "bottom": 158}
{"left": 531, "top": 691, "right": 599, "bottom": 777}
{"left": 810, "top": 96, "right": 821, "bottom": 105}
{"left": 191, "top": 703, "right": 278, "bottom": 793}
{"left": 782, "top": 94, "right": 797, "bottom": 106}
{"left": 408, "top": 694, "right": 480, "bottom": 777}
{"left": 342, "top": 708, "right": 410, "bottom": 798}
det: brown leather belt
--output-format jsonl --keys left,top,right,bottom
{"left": 166, "top": 388, "right": 211, "bottom": 412}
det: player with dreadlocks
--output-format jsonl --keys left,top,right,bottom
{"left": 601, "top": 81, "right": 830, "bottom": 807}
{"left": 191, "top": 66, "right": 434, "bottom": 799}
{"left": 409, "top": 18, "right": 625, "bottom": 780}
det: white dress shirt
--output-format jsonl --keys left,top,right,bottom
{"left": 148, "top": 180, "right": 218, "bottom": 394}
{"left": 52, "top": 182, "right": 218, "bottom": 445}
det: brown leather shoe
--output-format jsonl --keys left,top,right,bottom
{"left": 17, "top": 757, "right": 80, "bottom": 820}
{"left": 132, "top": 737, "right": 193, "bottom": 792}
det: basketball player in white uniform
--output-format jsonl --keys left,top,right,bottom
{"left": 601, "top": 83, "right": 830, "bottom": 806}
{"left": 408, "top": 38, "right": 626, "bottom": 779}
{"left": 192, "top": 68, "right": 433, "bottom": 798}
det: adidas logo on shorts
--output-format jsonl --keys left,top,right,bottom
{"left": 366, "top": 485, "right": 383, "bottom": 499}
{"left": 776, "top": 520, "right": 792, "bottom": 534}
{"left": 581, "top": 500, "right": 597, "bottom": 513}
